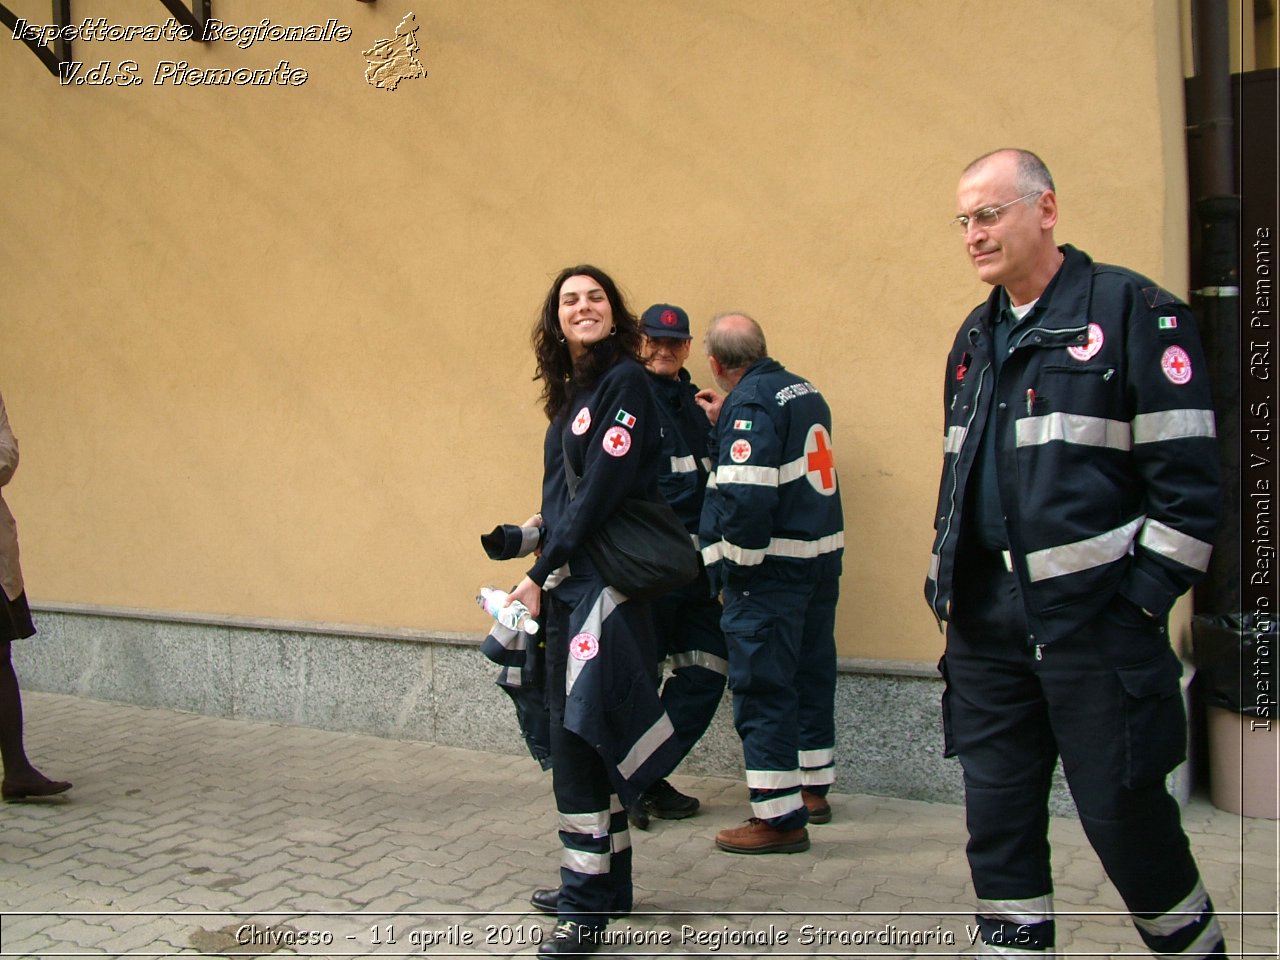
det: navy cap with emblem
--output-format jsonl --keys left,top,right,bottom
{"left": 641, "top": 303, "right": 692, "bottom": 340}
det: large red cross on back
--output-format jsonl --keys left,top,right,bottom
{"left": 807, "top": 429, "right": 836, "bottom": 491}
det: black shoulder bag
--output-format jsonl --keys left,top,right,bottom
{"left": 562, "top": 440, "right": 700, "bottom": 601}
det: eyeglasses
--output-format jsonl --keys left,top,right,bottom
{"left": 951, "top": 191, "right": 1043, "bottom": 233}
{"left": 645, "top": 338, "right": 688, "bottom": 353}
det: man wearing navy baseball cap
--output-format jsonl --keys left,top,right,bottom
{"left": 629, "top": 303, "right": 728, "bottom": 829}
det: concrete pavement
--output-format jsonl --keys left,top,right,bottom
{"left": 0, "top": 692, "right": 1276, "bottom": 958}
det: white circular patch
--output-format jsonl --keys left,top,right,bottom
{"left": 571, "top": 407, "right": 592, "bottom": 436}
{"left": 1068, "top": 323, "right": 1105, "bottom": 362}
{"left": 602, "top": 425, "right": 631, "bottom": 457}
{"left": 730, "top": 439, "right": 752, "bottom": 463}
{"left": 1161, "top": 345, "right": 1193, "bottom": 385}
{"left": 569, "top": 632, "right": 599, "bottom": 661}
{"left": 803, "top": 423, "right": 838, "bottom": 496}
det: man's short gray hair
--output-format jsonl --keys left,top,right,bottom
{"left": 964, "top": 148, "right": 1055, "bottom": 195}
{"left": 705, "top": 312, "right": 767, "bottom": 371}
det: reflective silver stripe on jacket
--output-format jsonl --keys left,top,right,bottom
{"left": 714, "top": 463, "right": 779, "bottom": 487}
{"left": 975, "top": 895, "right": 1053, "bottom": 925}
{"left": 669, "top": 454, "right": 699, "bottom": 473}
{"left": 1016, "top": 413, "right": 1131, "bottom": 450}
{"left": 487, "top": 623, "right": 526, "bottom": 653}
{"left": 944, "top": 425, "right": 968, "bottom": 455}
{"left": 565, "top": 587, "right": 622, "bottom": 696}
{"left": 928, "top": 553, "right": 940, "bottom": 582}
{"left": 745, "top": 768, "right": 801, "bottom": 790}
{"left": 1139, "top": 519, "right": 1213, "bottom": 571}
{"left": 544, "top": 565, "right": 570, "bottom": 591}
{"left": 559, "top": 810, "right": 610, "bottom": 839}
{"left": 670, "top": 650, "right": 729, "bottom": 676}
{"left": 718, "top": 455, "right": 830, "bottom": 487}
{"left": 1025, "top": 516, "right": 1144, "bottom": 583}
{"left": 616, "top": 713, "right": 676, "bottom": 780}
{"left": 1132, "top": 408, "right": 1217, "bottom": 444}
{"left": 701, "top": 531, "right": 844, "bottom": 568}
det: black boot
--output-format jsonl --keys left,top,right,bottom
{"left": 641, "top": 778, "right": 699, "bottom": 819}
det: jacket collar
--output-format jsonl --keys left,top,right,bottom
{"left": 978, "top": 244, "right": 1093, "bottom": 332}
{"left": 739, "top": 357, "right": 782, "bottom": 383}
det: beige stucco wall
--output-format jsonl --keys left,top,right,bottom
{"left": 0, "top": 0, "right": 1190, "bottom": 662}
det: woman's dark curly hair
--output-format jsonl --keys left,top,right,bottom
{"left": 533, "top": 264, "right": 642, "bottom": 421}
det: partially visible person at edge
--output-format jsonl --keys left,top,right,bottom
{"left": 926, "top": 148, "right": 1226, "bottom": 957}
{"left": 623, "top": 303, "right": 729, "bottom": 830}
{"left": 0, "top": 389, "right": 71, "bottom": 803}
{"left": 698, "top": 313, "right": 844, "bottom": 855}
{"left": 505, "top": 266, "right": 680, "bottom": 957}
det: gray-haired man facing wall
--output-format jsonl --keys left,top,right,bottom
{"left": 698, "top": 313, "right": 844, "bottom": 855}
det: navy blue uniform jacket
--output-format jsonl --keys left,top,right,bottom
{"left": 925, "top": 245, "right": 1221, "bottom": 645}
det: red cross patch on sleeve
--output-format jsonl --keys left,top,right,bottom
{"left": 1161, "top": 346, "right": 1192, "bottom": 385}
{"left": 602, "top": 425, "right": 632, "bottom": 456}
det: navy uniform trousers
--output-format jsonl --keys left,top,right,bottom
{"left": 722, "top": 572, "right": 838, "bottom": 829}
{"left": 942, "top": 547, "right": 1226, "bottom": 957}
{"left": 544, "top": 574, "right": 651, "bottom": 928}
{"left": 649, "top": 568, "right": 728, "bottom": 765}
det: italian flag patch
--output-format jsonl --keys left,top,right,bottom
{"left": 733, "top": 419, "right": 753, "bottom": 431}
{"left": 1158, "top": 316, "right": 1178, "bottom": 330}
{"left": 615, "top": 409, "right": 636, "bottom": 428}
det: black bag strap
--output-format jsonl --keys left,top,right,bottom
{"left": 561, "top": 430, "right": 581, "bottom": 500}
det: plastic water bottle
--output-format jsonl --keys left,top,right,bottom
{"left": 477, "top": 587, "right": 539, "bottom": 634}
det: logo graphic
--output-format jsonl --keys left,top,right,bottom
{"left": 570, "top": 632, "right": 599, "bottom": 661}
{"left": 602, "top": 426, "right": 631, "bottom": 457}
{"left": 571, "top": 407, "right": 591, "bottom": 436}
{"left": 1068, "top": 323, "right": 1104, "bottom": 362}
{"left": 615, "top": 409, "right": 636, "bottom": 428}
{"left": 661, "top": 309, "right": 678, "bottom": 327}
{"left": 804, "top": 424, "right": 838, "bottom": 495}
{"left": 1161, "top": 346, "right": 1193, "bottom": 385}
{"left": 363, "top": 12, "right": 427, "bottom": 90}
{"left": 730, "top": 439, "right": 752, "bottom": 463}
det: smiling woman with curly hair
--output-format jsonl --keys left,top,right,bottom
{"left": 504, "top": 265, "right": 678, "bottom": 956}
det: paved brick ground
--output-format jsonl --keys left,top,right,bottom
{"left": 0, "top": 693, "right": 1275, "bottom": 958}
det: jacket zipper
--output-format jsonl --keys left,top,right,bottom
{"left": 930, "top": 361, "right": 990, "bottom": 628}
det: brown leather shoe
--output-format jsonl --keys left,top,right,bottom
{"left": 802, "top": 788, "right": 831, "bottom": 824}
{"left": 715, "top": 818, "right": 810, "bottom": 854}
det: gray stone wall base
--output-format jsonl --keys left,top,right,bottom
{"left": 17, "top": 606, "right": 1191, "bottom": 814}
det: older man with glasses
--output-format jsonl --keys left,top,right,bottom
{"left": 926, "top": 148, "right": 1226, "bottom": 957}
{"left": 623, "top": 303, "right": 730, "bottom": 830}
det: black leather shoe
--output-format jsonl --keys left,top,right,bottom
{"left": 530, "top": 888, "right": 559, "bottom": 916}
{"left": 626, "top": 799, "right": 650, "bottom": 830}
{"left": 642, "top": 778, "right": 700, "bottom": 819}
{"left": 537, "top": 920, "right": 600, "bottom": 955}
{"left": 530, "top": 888, "right": 629, "bottom": 920}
